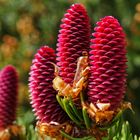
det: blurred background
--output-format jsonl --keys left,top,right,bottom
{"left": 0, "top": 0, "right": 140, "bottom": 136}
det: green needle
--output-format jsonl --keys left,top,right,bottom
{"left": 60, "top": 130, "right": 93, "bottom": 140}
{"left": 82, "top": 107, "right": 91, "bottom": 129}
{"left": 62, "top": 98, "right": 82, "bottom": 127}
{"left": 56, "top": 95, "right": 64, "bottom": 110}
{"left": 69, "top": 97, "right": 83, "bottom": 121}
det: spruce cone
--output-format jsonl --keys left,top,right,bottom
{"left": 0, "top": 65, "right": 18, "bottom": 129}
{"left": 56, "top": 3, "right": 90, "bottom": 84}
{"left": 88, "top": 16, "right": 127, "bottom": 110}
{"left": 29, "top": 46, "right": 67, "bottom": 123}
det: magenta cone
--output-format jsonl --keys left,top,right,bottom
{"left": 88, "top": 16, "right": 127, "bottom": 110}
{"left": 0, "top": 65, "right": 18, "bottom": 129}
{"left": 56, "top": 3, "right": 90, "bottom": 84}
{"left": 29, "top": 46, "right": 67, "bottom": 123}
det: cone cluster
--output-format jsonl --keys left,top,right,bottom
{"left": 0, "top": 3, "right": 128, "bottom": 140}
{"left": 29, "top": 3, "right": 127, "bottom": 139}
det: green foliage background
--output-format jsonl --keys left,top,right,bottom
{"left": 0, "top": 0, "right": 140, "bottom": 138}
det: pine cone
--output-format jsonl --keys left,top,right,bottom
{"left": 88, "top": 16, "right": 127, "bottom": 110}
{"left": 29, "top": 46, "right": 67, "bottom": 123}
{"left": 56, "top": 3, "right": 90, "bottom": 84}
{"left": 0, "top": 65, "right": 18, "bottom": 129}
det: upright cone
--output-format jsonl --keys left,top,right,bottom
{"left": 0, "top": 65, "right": 18, "bottom": 130}
{"left": 29, "top": 46, "right": 67, "bottom": 124}
{"left": 56, "top": 3, "right": 90, "bottom": 85}
{"left": 88, "top": 16, "right": 127, "bottom": 110}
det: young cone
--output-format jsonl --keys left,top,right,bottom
{"left": 88, "top": 16, "right": 127, "bottom": 111}
{"left": 0, "top": 65, "right": 18, "bottom": 130}
{"left": 29, "top": 46, "right": 67, "bottom": 124}
{"left": 56, "top": 3, "right": 90, "bottom": 85}
{"left": 0, "top": 65, "right": 22, "bottom": 140}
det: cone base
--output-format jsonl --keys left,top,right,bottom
{"left": 0, "top": 124, "right": 23, "bottom": 140}
{"left": 83, "top": 101, "right": 132, "bottom": 126}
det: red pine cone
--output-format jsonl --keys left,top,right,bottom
{"left": 88, "top": 16, "right": 127, "bottom": 110}
{"left": 56, "top": 3, "right": 90, "bottom": 84}
{"left": 29, "top": 46, "right": 67, "bottom": 123}
{"left": 0, "top": 65, "right": 18, "bottom": 129}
